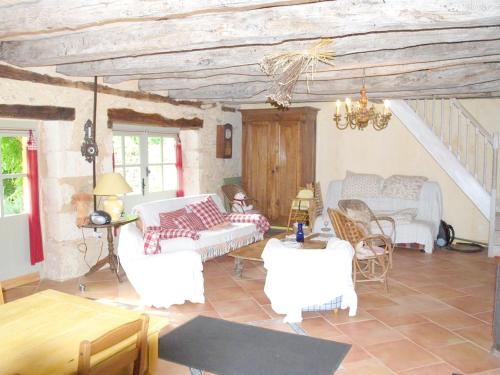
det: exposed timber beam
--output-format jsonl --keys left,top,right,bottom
{"left": 160, "top": 62, "right": 500, "bottom": 100}
{"left": 0, "top": 0, "right": 321, "bottom": 40}
{"left": 107, "top": 108, "right": 203, "bottom": 129}
{"left": 56, "top": 26, "right": 500, "bottom": 78}
{"left": 138, "top": 55, "right": 500, "bottom": 91}
{"left": 216, "top": 83, "right": 500, "bottom": 103}
{"left": 0, "top": 64, "right": 202, "bottom": 108}
{"left": 0, "top": 104, "right": 75, "bottom": 121}
{"left": 2, "top": 1, "right": 500, "bottom": 66}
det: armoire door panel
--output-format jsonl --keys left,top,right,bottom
{"left": 276, "top": 119, "right": 300, "bottom": 220}
{"left": 241, "top": 107, "right": 318, "bottom": 226}
{"left": 242, "top": 120, "right": 276, "bottom": 219}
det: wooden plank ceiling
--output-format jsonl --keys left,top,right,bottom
{"left": 1, "top": 0, "right": 500, "bottom": 103}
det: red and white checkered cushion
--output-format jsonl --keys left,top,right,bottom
{"left": 185, "top": 212, "right": 206, "bottom": 231}
{"left": 187, "top": 196, "right": 225, "bottom": 229}
{"left": 174, "top": 213, "right": 208, "bottom": 231}
{"left": 159, "top": 208, "right": 187, "bottom": 229}
{"left": 173, "top": 215, "right": 194, "bottom": 230}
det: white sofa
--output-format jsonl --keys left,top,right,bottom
{"left": 117, "top": 194, "right": 264, "bottom": 308}
{"left": 262, "top": 237, "right": 357, "bottom": 323}
{"left": 314, "top": 180, "right": 442, "bottom": 253}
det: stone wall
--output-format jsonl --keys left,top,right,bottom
{"left": 0, "top": 66, "right": 242, "bottom": 280}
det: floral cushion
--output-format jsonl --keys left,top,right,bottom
{"left": 382, "top": 175, "right": 428, "bottom": 200}
{"left": 341, "top": 170, "right": 383, "bottom": 199}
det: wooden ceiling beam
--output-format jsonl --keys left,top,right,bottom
{"left": 0, "top": 64, "right": 202, "bottom": 108}
{"left": 160, "top": 62, "right": 500, "bottom": 100}
{"left": 56, "top": 26, "right": 500, "bottom": 79}
{"left": 138, "top": 54, "right": 500, "bottom": 91}
{"left": 2, "top": 1, "right": 500, "bottom": 66}
{"left": 0, "top": 0, "right": 321, "bottom": 40}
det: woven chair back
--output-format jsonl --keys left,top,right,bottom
{"left": 338, "top": 199, "right": 385, "bottom": 234}
{"left": 328, "top": 208, "right": 366, "bottom": 246}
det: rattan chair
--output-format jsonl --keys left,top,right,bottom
{"left": 0, "top": 282, "right": 4, "bottom": 305}
{"left": 221, "top": 184, "right": 258, "bottom": 214}
{"left": 338, "top": 199, "right": 395, "bottom": 267}
{"left": 77, "top": 314, "right": 149, "bottom": 375}
{"left": 328, "top": 208, "right": 391, "bottom": 292}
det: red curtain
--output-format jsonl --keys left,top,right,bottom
{"left": 175, "top": 135, "right": 185, "bottom": 197}
{"left": 27, "top": 130, "right": 44, "bottom": 265}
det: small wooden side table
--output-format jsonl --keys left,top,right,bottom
{"left": 80, "top": 216, "right": 138, "bottom": 282}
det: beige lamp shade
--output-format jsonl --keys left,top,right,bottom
{"left": 93, "top": 173, "right": 132, "bottom": 196}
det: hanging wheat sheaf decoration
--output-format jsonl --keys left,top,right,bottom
{"left": 260, "top": 39, "right": 336, "bottom": 108}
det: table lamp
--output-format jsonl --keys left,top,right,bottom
{"left": 93, "top": 172, "right": 132, "bottom": 221}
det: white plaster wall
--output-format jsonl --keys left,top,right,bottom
{"left": 0, "top": 69, "right": 241, "bottom": 280}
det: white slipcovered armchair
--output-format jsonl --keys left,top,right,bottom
{"left": 262, "top": 237, "right": 357, "bottom": 323}
{"left": 118, "top": 222, "right": 205, "bottom": 308}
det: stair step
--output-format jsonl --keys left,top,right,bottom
{"left": 496, "top": 230, "right": 500, "bottom": 245}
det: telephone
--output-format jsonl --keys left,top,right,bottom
{"left": 89, "top": 210, "right": 111, "bottom": 225}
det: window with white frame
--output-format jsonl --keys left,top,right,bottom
{"left": 0, "top": 133, "right": 28, "bottom": 217}
{"left": 113, "top": 132, "right": 177, "bottom": 196}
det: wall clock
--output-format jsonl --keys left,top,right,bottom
{"left": 216, "top": 123, "right": 233, "bottom": 159}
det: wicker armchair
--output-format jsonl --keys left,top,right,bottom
{"left": 221, "top": 184, "right": 259, "bottom": 214}
{"left": 328, "top": 208, "right": 391, "bottom": 292}
{"left": 338, "top": 199, "right": 395, "bottom": 267}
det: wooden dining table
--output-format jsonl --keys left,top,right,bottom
{"left": 0, "top": 289, "right": 169, "bottom": 375}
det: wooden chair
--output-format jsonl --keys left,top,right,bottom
{"left": 328, "top": 208, "right": 391, "bottom": 292}
{"left": 220, "top": 184, "right": 259, "bottom": 213}
{"left": 77, "top": 314, "right": 149, "bottom": 375}
{"left": 338, "top": 199, "right": 396, "bottom": 267}
{"left": 0, "top": 282, "right": 4, "bottom": 305}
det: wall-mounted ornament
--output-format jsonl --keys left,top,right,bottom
{"left": 81, "top": 119, "right": 98, "bottom": 163}
{"left": 216, "top": 123, "right": 233, "bottom": 159}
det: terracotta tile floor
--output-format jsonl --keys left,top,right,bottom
{"left": 3, "top": 247, "right": 498, "bottom": 374}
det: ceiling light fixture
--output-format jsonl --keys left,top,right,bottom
{"left": 333, "top": 70, "right": 392, "bottom": 130}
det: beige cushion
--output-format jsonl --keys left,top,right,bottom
{"left": 382, "top": 175, "right": 428, "bottom": 200}
{"left": 355, "top": 242, "right": 386, "bottom": 260}
{"left": 341, "top": 171, "right": 383, "bottom": 199}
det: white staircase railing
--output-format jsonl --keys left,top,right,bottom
{"left": 402, "top": 98, "right": 499, "bottom": 256}
{"left": 407, "top": 98, "right": 497, "bottom": 195}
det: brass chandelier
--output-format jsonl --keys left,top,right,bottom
{"left": 333, "top": 74, "right": 392, "bottom": 131}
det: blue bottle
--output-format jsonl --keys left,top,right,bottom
{"left": 296, "top": 222, "right": 305, "bottom": 243}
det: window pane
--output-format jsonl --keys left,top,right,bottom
{"left": 148, "top": 137, "right": 162, "bottom": 164}
{"left": 163, "top": 165, "right": 177, "bottom": 191}
{"left": 116, "top": 166, "right": 125, "bottom": 179}
{"left": 148, "top": 165, "right": 163, "bottom": 193}
{"left": 2, "top": 136, "right": 26, "bottom": 174}
{"left": 112, "top": 136, "right": 123, "bottom": 166}
{"left": 3, "top": 177, "right": 26, "bottom": 215}
{"left": 124, "top": 167, "right": 141, "bottom": 194}
{"left": 163, "top": 137, "right": 176, "bottom": 163}
{"left": 124, "top": 136, "right": 140, "bottom": 165}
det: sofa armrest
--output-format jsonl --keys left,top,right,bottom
{"left": 117, "top": 222, "right": 147, "bottom": 261}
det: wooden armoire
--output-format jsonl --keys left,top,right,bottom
{"left": 241, "top": 107, "right": 318, "bottom": 225}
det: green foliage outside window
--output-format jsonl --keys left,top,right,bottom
{"left": 1, "top": 136, "right": 25, "bottom": 215}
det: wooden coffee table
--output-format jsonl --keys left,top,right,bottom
{"left": 228, "top": 233, "right": 330, "bottom": 277}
